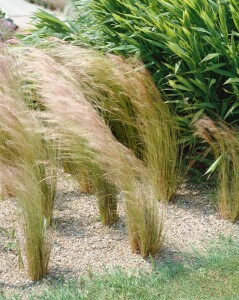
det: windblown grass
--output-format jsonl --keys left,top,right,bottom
{"left": 18, "top": 47, "right": 164, "bottom": 257}
{"left": 62, "top": 160, "right": 93, "bottom": 193}
{"left": 62, "top": 141, "right": 118, "bottom": 226}
{"left": 92, "top": 172, "right": 118, "bottom": 226}
{"left": 78, "top": 170, "right": 92, "bottom": 194}
{"left": 0, "top": 52, "right": 57, "bottom": 280}
{"left": 61, "top": 137, "right": 118, "bottom": 225}
{"left": 46, "top": 43, "right": 182, "bottom": 202}
{"left": 195, "top": 117, "right": 239, "bottom": 222}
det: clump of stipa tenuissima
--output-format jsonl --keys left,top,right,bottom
{"left": 195, "top": 117, "right": 239, "bottom": 222}
{"left": 46, "top": 43, "right": 182, "bottom": 202}
{"left": 0, "top": 52, "right": 57, "bottom": 281}
{"left": 16, "top": 46, "right": 164, "bottom": 257}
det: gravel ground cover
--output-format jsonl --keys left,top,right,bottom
{"left": 1, "top": 174, "right": 239, "bottom": 298}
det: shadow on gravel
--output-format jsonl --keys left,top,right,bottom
{"left": 171, "top": 182, "right": 217, "bottom": 217}
{"left": 53, "top": 216, "right": 86, "bottom": 237}
{"left": 145, "top": 246, "right": 189, "bottom": 268}
{"left": 54, "top": 190, "right": 82, "bottom": 206}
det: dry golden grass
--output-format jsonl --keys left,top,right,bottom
{"left": 46, "top": 43, "right": 182, "bottom": 202}
{"left": 78, "top": 171, "right": 93, "bottom": 194}
{"left": 63, "top": 154, "right": 118, "bottom": 225}
{"left": 92, "top": 173, "right": 118, "bottom": 226}
{"left": 0, "top": 51, "right": 57, "bottom": 280}
{"left": 16, "top": 47, "right": 164, "bottom": 257}
{"left": 195, "top": 117, "right": 239, "bottom": 222}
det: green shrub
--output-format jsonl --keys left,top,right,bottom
{"left": 28, "top": 1, "right": 239, "bottom": 134}
{"left": 84, "top": 0, "right": 239, "bottom": 127}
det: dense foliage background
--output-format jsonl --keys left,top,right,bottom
{"left": 30, "top": 0, "right": 239, "bottom": 129}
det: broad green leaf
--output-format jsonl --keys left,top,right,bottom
{"left": 225, "top": 101, "right": 239, "bottom": 118}
{"left": 205, "top": 155, "right": 222, "bottom": 175}
{"left": 224, "top": 78, "right": 239, "bottom": 85}
{"left": 200, "top": 53, "right": 220, "bottom": 64}
{"left": 190, "top": 108, "right": 205, "bottom": 125}
{"left": 209, "top": 79, "right": 216, "bottom": 88}
{"left": 196, "top": 102, "right": 217, "bottom": 109}
{"left": 175, "top": 61, "right": 182, "bottom": 74}
{"left": 191, "top": 27, "right": 211, "bottom": 34}
{"left": 213, "top": 69, "right": 236, "bottom": 77}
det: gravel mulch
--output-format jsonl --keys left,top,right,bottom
{"left": 1, "top": 175, "right": 239, "bottom": 298}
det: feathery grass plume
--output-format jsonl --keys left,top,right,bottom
{"left": 0, "top": 52, "right": 57, "bottom": 280}
{"left": 11, "top": 44, "right": 119, "bottom": 225}
{"left": 24, "top": 42, "right": 119, "bottom": 224}
{"left": 20, "top": 48, "right": 164, "bottom": 256}
{"left": 195, "top": 117, "right": 239, "bottom": 222}
{"left": 65, "top": 157, "right": 118, "bottom": 225}
{"left": 46, "top": 43, "right": 182, "bottom": 202}
{"left": 0, "top": 50, "right": 57, "bottom": 226}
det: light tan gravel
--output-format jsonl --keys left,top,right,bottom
{"left": 1, "top": 175, "right": 239, "bottom": 298}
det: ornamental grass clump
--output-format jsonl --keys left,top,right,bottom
{"left": 46, "top": 43, "right": 181, "bottom": 202}
{"left": 195, "top": 117, "right": 239, "bottom": 222}
{"left": 20, "top": 47, "right": 164, "bottom": 256}
{"left": 0, "top": 53, "right": 57, "bottom": 280}
{"left": 12, "top": 45, "right": 119, "bottom": 226}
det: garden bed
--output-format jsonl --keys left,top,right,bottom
{"left": 1, "top": 174, "right": 238, "bottom": 298}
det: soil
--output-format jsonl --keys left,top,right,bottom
{"left": 1, "top": 174, "right": 239, "bottom": 298}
